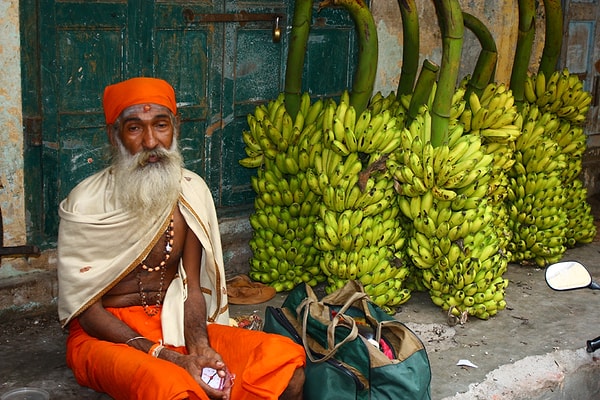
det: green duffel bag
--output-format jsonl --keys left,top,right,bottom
{"left": 263, "top": 280, "right": 431, "bottom": 400}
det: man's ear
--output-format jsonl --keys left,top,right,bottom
{"left": 107, "top": 125, "right": 117, "bottom": 147}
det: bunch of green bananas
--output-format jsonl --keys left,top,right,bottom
{"left": 248, "top": 168, "right": 324, "bottom": 291}
{"left": 536, "top": 71, "right": 598, "bottom": 246}
{"left": 308, "top": 92, "right": 411, "bottom": 312}
{"left": 563, "top": 179, "right": 596, "bottom": 246}
{"left": 389, "top": 98, "right": 508, "bottom": 319}
{"left": 506, "top": 103, "right": 569, "bottom": 266}
{"left": 458, "top": 81, "right": 522, "bottom": 258}
{"left": 508, "top": 68, "right": 596, "bottom": 259}
{"left": 460, "top": 83, "right": 522, "bottom": 143}
{"left": 241, "top": 93, "right": 328, "bottom": 291}
{"left": 524, "top": 68, "right": 593, "bottom": 125}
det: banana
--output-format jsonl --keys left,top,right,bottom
{"left": 468, "top": 91, "right": 482, "bottom": 114}
{"left": 332, "top": 117, "right": 346, "bottom": 143}
{"left": 305, "top": 98, "right": 324, "bottom": 125}
{"left": 343, "top": 105, "right": 356, "bottom": 131}
{"left": 239, "top": 154, "right": 264, "bottom": 168}
{"left": 330, "top": 139, "right": 350, "bottom": 156}
{"left": 433, "top": 143, "right": 451, "bottom": 174}
{"left": 524, "top": 75, "right": 537, "bottom": 103}
{"left": 432, "top": 186, "right": 458, "bottom": 201}
{"left": 354, "top": 109, "right": 372, "bottom": 137}
{"left": 408, "top": 151, "right": 425, "bottom": 179}
{"left": 535, "top": 71, "right": 546, "bottom": 99}
{"left": 471, "top": 107, "right": 489, "bottom": 132}
{"left": 335, "top": 99, "right": 349, "bottom": 126}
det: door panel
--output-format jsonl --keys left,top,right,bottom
{"left": 561, "top": 0, "right": 600, "bottom": 144}
{"left": 304, "top": 28, "right": 354, "bottom": 96}
{"left": 40, "top": 1, "right": 127, "bottom": 237}
{"left": 221, "top": 21, "right": 288, "bottom": 205}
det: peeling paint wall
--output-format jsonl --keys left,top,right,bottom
{"left": 0, "top": 0, "right": 28, "bottom": 276}
{"left": 372, "top": 0, "right": 544, "bottom": 96}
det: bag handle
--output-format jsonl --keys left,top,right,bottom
{"left": 298, "top": 291, "right": 368, "bottom": 363}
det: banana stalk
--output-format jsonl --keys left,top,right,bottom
{"left": 538, "top": 0, "right": 563, "bottom": 79}
{"left": 319, "top": 0, "right": 378, "bottom": 116}
{"left": 509, "top": 0, "right": 536, "bottom": 108}
{"left": 431, "top": 0, "right": 464, "bottom": 148}
{"left": 462, "top": 12, "right": 498, "bottom": 101}
{"left": 407, "top": 59, "right": 439, "bottom": 122}
{"left": 284, "top": 0, "right": 314, "bottom": 120}
{"left": 397, "top": 0, "right": 420, "bottom": 96}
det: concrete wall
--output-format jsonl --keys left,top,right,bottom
{"left": 372, "top": 0, "right": 531, "bottom": 96}
{"left": 0, "top": 0, "right": 591, "bottom": 310}
{"left": 0, "top": 1, "right": 29, "bottom": 276}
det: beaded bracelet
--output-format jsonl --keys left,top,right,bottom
{"left": 125, "top": 336, "right": 146, "bottom": 345}
{"left": 148, "top": 343, "right": 165, "bottom": 358}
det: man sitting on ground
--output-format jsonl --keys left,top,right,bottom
{"left": 57, "top": 77, "right": 306, "bottom": 400}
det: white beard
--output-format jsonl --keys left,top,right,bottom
{"left": 112, "top": 138, "right": 183, "bottom": 220}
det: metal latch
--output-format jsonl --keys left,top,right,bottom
{"left": 183, "top": 9, "right": 284, "bottom": 43}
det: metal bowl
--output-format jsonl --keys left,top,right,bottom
{"left": 0, "top": 387, "right": 50, "bottom": 400}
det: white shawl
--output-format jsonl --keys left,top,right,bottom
{"left": 57, "top": 167, "right": 229, "bottom": 346}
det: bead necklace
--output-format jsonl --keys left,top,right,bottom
{"left": 140, "top": 216, "right": 174, "bottom": 272}
{"left": 138, "top": 215, "right": 174, "bottom": 316}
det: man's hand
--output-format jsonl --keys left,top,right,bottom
{"left": 164, "top": 346, "right": 234, "bottom": 399}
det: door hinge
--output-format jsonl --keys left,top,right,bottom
{"left": 23, "top": 116, "right": 43, "bottom": 147}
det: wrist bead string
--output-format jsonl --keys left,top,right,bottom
{"left": 138, "top": 215, "right": 174, "bottom": 316}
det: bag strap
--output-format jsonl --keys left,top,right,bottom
{"left": 375, "top": 319, "right": 396, "bottom": 344}
{"left": 298, "top": 291, "right": 369, "bottom": 363}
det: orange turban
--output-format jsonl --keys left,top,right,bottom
{"left": 102, "top": 77, "right": 177, "bottom": 124}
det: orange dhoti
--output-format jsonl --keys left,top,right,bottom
{"left": 66, "top": 306, "right": 306, "bottom": 400}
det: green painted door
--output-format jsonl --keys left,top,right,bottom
{"left": 561, "top": 0, "right": 600, "bottom": 146}
{"left": 21, "top": 0, "right": 358, "bottom": 246}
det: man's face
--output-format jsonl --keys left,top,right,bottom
{"left": 114, "top": 103, "right": 175, "bottom": 157}
{"left": 109, "top": 103, "right": 183, "bottom": 216}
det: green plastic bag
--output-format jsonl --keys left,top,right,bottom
{"left": 263, "top": 280, "right": 431, "bottom": 400}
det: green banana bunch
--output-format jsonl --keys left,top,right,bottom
{"left": 527, "top": 70, "right": 596, "bottom": 247}
{"left": 368, "top": 90, "right": 404, "bottom": 119}
{"left": 390, "top": 106, "right": 493, "bottom": 203}
{"left": 506, "top": 174, "right": 569, "bottom": 266}
{"left": 563, "top": 179, "right": 597, "bottom": 246}
{"left": 385, "top": 85, "right": 512, "bottom": 320}
{"left": 308, "top": 93, "right": 412, "bottom": 312}
{"left": 460, "top": 82, "right": 522, "bottom": 143}
{"left": 416, "top": 202, "right": 509, "bottom": 320}
{"left": 507, "top": 68, "right": 595, "bottom": 265}
{"left": 543, "top": 115, "right": 594, "bottom": 247}
{"left": 524, "top": 68, "right": 592, "bottom": 125}
{"left": 456, "top": 80, "right": 522, "bottom": 261}
{"left": 240, "top": 92, "right": 325, "bottom": 168}
{"left": 505, "top": 103, "right": 570, "bottom": 266}
{"left": 243, "top": 93, "right": 333, "bottom": 291}
{"left": 458, "top": 81, "right": 521, "bottom": 201}
{"left": 248, "top": 166, "right": 326, "bottom": 291}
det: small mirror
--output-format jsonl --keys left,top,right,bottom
{"left": 545, "top": 261, "right": 592, "bottom": 291}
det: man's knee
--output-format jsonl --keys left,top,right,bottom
{"left": 280, "top": 367, "right": 305, "bottom": 400}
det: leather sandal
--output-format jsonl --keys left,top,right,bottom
{"left": 226, "top": 274, "right": 276, "bottom": 305}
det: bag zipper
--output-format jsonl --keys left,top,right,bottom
{"left": 267, "top": 306, "right": 366, "bottom": 391}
